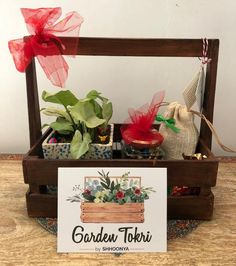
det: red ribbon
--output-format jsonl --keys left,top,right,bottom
{"left": 121, "top": 91, "right": 165, "bottom": 147}
{"left": 8, "top": 7, "right": 83, "bottom": 87}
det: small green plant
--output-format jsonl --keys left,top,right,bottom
{"left": 42, "top": 89, "right": 113, "bottom": 159}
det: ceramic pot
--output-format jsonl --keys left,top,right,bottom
{"left": 42, "top": 124, "right": 114, "bottom": 159}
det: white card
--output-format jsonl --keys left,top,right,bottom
{"left": 57, "top": 167, "right": 167, "bottom": 253}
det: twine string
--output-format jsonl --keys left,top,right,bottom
{"left": 190, "top": 110, "right": 236, "bottom": 153}
{"left": 199, "top": 38, "right": 212, "bottom": 65}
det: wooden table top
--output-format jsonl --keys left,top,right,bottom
{"left": 0, "top": 159, "right": 235, "bottom": 266}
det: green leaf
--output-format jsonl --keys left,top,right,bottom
{"left": 69, "top": 101, "right": 105, "bottom": 128}
{"left": 86, "top": 90, "right": 108, "bottom": 102}
{"left": 102, "top": 102, "right": 113, "bottom": 125}
{"left": 42, "top": 90, "right": 78, "bottom": 107}
{"left": 82, "top": 193, "right": 95, "bottom": 202}
{"left": 49, "top": 117, "right": 74, "bottom": 134}
{"left": 85, "top": 90, "right": 101, "bottom": 100}
{"left": 144, "top": 193, "right": 149, "bottom": 198}
{"left": 110, "top": 181, "right": 115, "bottom": 192}
{"left": 129, "top": 179, "right": 133, "bottom": 187}
{"left": 125, "top": 196, "right": 132, "bottom": 203}
{"left": 92, "top": 101, "right": 103, "bottom": 118}
{"left": 98, "top": 171, "right": 104, "bottom": 177}
{"left": 41, "top": 107, "right": 71, "bottom": 121}
{"left": 126, "top": 188, "right": 132, "bottom": 194}
{"left": 70, "top": 131, "right": 92, "bottom": 159}
{"left": 118, "top": 199, "right": 124, "bottom": 205}
{"left": 107, "top": 194, "right": 114, "bottom": 202}
{"left": 116, "top": 183, "right": 121, "bottom": 190}
{"left": 100, "top": 182, "right": 109, "bottom": 190}
{"left": 106, "top": 177, "right": 111, "bottom": 187}
{"left": 100, "top": 177, "right": 107, "bottom": 183}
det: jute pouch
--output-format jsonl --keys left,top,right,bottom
{"left": 159, "top": 102, "right": 199, "bottom": 160}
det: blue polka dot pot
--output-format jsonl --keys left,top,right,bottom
{"left": 42, "top": 124, "right": 114, "bottom": 159}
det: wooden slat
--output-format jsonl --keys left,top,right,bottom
{"left": 81, "top": 212, "right": 144, "bottom": 223}
{"left": 81, "top": 202, "right": 144, "bottom": 213}
{"left": 200, "top": 39, "right": 219, "bottom": 149}
{"left": 23, "top": 156, "right": 218, "bottom": 187}
{"left": 25, "top": 58, "right": 42, "bottom": 147}
{"left": 29, "top": 184, "right": 41, "bottom": 193}
{"left": 200, "top": 187, "right": 212, "bottom": 196}
{"left": 23, "top": 36, "right": 217, "bottom": 57}
{"left": 26, "top": 190, "right": 57, "bottom": 217}
{"left": 167, "top": 193, "right": 214, "bottom": 220}
{"left": 26, "top": 191, "right": 214, "bottom": 220}
{"left": 60, "top": 37, "right": 209, "bottom": 57}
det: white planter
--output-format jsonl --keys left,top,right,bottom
{"left": 42, "top": 124, "right": 114, "bottom": 159}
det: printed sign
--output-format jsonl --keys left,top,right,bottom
{"left": 57, "top": 167, "right": 167, "bottom": 253}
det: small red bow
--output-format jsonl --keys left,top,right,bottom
{"left": 8, "top": 7, "right": 83, "bottom": 87}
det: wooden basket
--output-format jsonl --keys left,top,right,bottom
{"left": 23, "top": 37, "right": 219, "bottom": 220}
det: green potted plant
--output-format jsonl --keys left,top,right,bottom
{"left": 41, "top": 89, "right": 113, "bottom": 159}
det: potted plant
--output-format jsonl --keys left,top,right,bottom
{"left": 41, "top": 89, "right": 113, "bottom": 159}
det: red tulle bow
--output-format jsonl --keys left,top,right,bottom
{"left": 8, "top": 7, "right": 84, "bottom": 87}
{"left": 121, "top": 91, "right": 165, "bottom": 148}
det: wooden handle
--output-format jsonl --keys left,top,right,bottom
{"left": 25, "top": 38, "right": 219, "bottom": 150}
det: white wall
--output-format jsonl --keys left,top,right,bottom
{"left": 0, "top": 0, "right": 235, "bottom": 155}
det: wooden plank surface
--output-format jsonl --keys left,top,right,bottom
{"left": 60, "top": 37, "right": 213, "bottom": 57}
{"left": 23, "top": 156, "right": 218, "bottom": 187}
{"left": 81, "top": 202, "right": 144, "bottom": 213}
{"left": 167, "top": 193, "right": 214, "bottom": 220}
{"left": 26, "top": 191, "right": 57, "bottom": 217}
{"left": 81, "top": 212, "right": 144, "bottom": 223}
{"left": 1, "top": 159, "right": 235, "bottom": 265}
